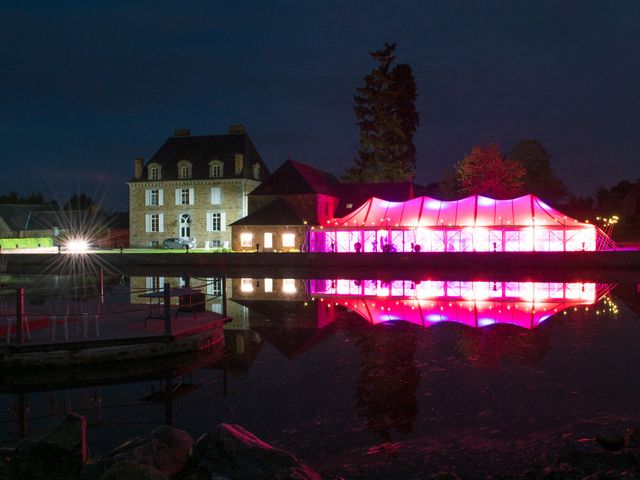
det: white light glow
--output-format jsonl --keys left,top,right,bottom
{"left": 64, "top": 238, "right": 90, "bottom": 254}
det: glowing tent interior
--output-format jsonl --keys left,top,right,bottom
{"left": 310, "top": 279, "right": 611, "bottom": 329}
{"left": 309, "top": 194, "right": 610, "bottom": 252}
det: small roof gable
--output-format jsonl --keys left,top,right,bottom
{"left": 230, "top": 198, "right": 305, "bottom": 226}
{"left": 135, "top": 132, "right": 270, "bottom": 182}
{"left": 249, "top": 160, "right": 340, "bottom": 196}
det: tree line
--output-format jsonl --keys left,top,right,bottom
{"left": 344, "top": 43, "right": 637, "bottom": 221}
{"left": 0, "top": 192, "right": 98, "bottom": 212}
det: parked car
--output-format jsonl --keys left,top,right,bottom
{"left": 161, "top": 238, "right": 196, "bottom": 250}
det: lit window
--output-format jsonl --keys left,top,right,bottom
{"left": 240, "top": 278, "right": 253, "bottom": 292}
{"left": 282, "top": 278, "right": 297, "bottom": 294}
{"left": 264, "top": 232, "right": 273, "bottom": 249}
{"left": 240, "top": 232, "right": 253, "bottom": 247}
{"left": 282, "top": 233, "right": 295, "bottom": 248}
{"left": 264, "top": 278, "right": 273, "bottom": 292}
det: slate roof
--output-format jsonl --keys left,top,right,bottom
{"left": 249, "top": 160, "right": 341, "bottom": 196}
{"left": 26, "top": 210, "right": 108, "bottom": 232}
{"left": 132, "top": 132, "right": 270, "bottom": 182}
{"left": 229, "top": 198, "right": 305, "bottom": 226}
{"left": 0, "top": 204, "right": 51, "bottom": 231}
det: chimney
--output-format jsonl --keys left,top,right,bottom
{"left": 174, "top": 128, "right": 191, "bottom": 137}
{"left": 134, "top": 158, "right": 143, "bottom": 179}
{"left": 228, "top": 124, "right": 245, "bottom": 134}
{"left": 235, "top": 153, "right": 244, "bottom": 175}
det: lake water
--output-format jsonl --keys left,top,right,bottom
{"left": 1, "top": 273, "right": 639, "bottom": 478}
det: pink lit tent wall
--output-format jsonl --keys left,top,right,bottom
{"left": 310, "top": 279, "right": 609, "bottom": 329}
{"left": 309, "top": 194, "right": 610, "bottom": 252}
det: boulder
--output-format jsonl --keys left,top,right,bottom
{"left": 189, "top": 423, "right": 325, "bottom": 480}
{"left": 8, "top": 413, "right": 86, "bottom": 480}
{"left": 82, "top": 425, "right": 193, "bottom": 479}
{"left": 596, "top": 433, "right": 626, "bottom": 451}
{"left": 99, "top": 460, "right": 168, "bottom": 480}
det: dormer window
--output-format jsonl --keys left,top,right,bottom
{"left": 178, "top": 160, "right": 192, "bottom": 179}
{"left": 252, "top": 163, "right": 260, "bottom": 180}
{"left": 209, "top": 160, "right": 224, "bottom": 178}
{"left": 148, "top": 163, "right": 161, "bottom": 180}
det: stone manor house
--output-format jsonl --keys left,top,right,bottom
{"left": 129, "top": 126, "right": 270, "bottom": 248}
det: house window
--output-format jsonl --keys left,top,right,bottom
{"left": 264, "top": 232, "right": 273, "bottom": 249}
{"left": 178, "top": 160, "right": 192, "bottom": 179}
{"left": 207, "top": 277, "right": 222, "bottom": 296}
{"left": 145, "top": 213, "right": 163, "bottom": 233}
{"left": 149, "top": 167, "right": 160, "bottom": 180}
{"left": 282, "top": 278, "right": 297, "bottom": 294}
{"left": 282, "top": 233, "right": 296, "bottom": 248}
{"left": 211, "top": 213, "right": 221, "bottom": 231}
{"left": 180, "top": 189, "right": 190, "bottom": 205}
{"left": 264, "top": 278, "right": 273, "bottom": 293}
{"left": 240, "top": 232, "right": 253, "bottom": 247}
{"left": 207, "top": 211, "right": 225, "bottom": 232}
{"left": 211, "top": 187, "right": 222, "bottom": 205}
{"left": 146, "top": 189, "right": 162, "bottom": 206}
{"left": 240, "top": 278, "right": 253, "bottom": 293}
{"left": 209, "top": 161, "right": 223, "bottom": 178}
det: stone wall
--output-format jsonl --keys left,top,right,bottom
{"left": 129, "top": 178, "right": 260, "bottom": 248}
{"left": 231, "top": 224, "right": 307, "bottom": 252}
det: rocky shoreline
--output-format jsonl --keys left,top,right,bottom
{"left": 2, "top": 414, "right": 640, "bottom": 479}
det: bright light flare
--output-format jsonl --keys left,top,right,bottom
{"left": 64, "top": 237, "right": 91, "bottom": 254}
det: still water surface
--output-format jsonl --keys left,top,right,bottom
{"left": 1, "top": 274, "right": 639, "bottom": 478}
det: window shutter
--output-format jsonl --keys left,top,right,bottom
{"left": 145, "top": 190, "right": 150, "bottom": 206}
{"left": 159, "top": 214, "right": 164, "bottom": 233}
{"left": 206, "top": 212, "right": 212, "bottom": 232}
{"left": 158, "top": 190, "right": 164, "bottom": 206}
{"left": 211, "top": 187, "right": 221, "bottom": 205}
{"left": 189, "top": 188, "right": 195, "bottom": 205}
{"left": 175, "top": 188, "right": 180, "bottom": 205}
{"left": 220, "top": 212, "right": 226, "bottom": 231}
{"left": 145, "top": 214, "right": 151, "bottom": 232}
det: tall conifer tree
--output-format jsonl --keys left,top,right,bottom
{"left": 344, "top": 43, "right": 419, "bottom": 182}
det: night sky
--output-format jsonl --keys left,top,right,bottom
{"left": 2, "top": 1, "right": 639, "bottom": 211}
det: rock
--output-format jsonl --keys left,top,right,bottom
{"left": 625, "top": 427, "right": 640, "bottom": 448}
{"left": 596, "top": 433, "right": 626, "bottom": 451}
{"left": 99, "top": 460, "right": 168, "bottom": 480}
{"left": 8, "top": 413, "right": 86, "bottom": 480}
{"left": 428, "top": 472, "right": 462, "bottom": 480}
{"left": 82, "top": 425, "right": 193, "bottom": 479}
{"left": 190, "top": 423, "right": 325, "bottom": 480}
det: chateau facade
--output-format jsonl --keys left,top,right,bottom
{"left": 128, "top": 126, "right": 269, "bottom": 248}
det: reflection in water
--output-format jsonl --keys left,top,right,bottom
{"left": 310, "top": 279, "right": 611, "bottom": 329}
{"left": 3, "top": 273, "right": 634, "bottom": 478}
